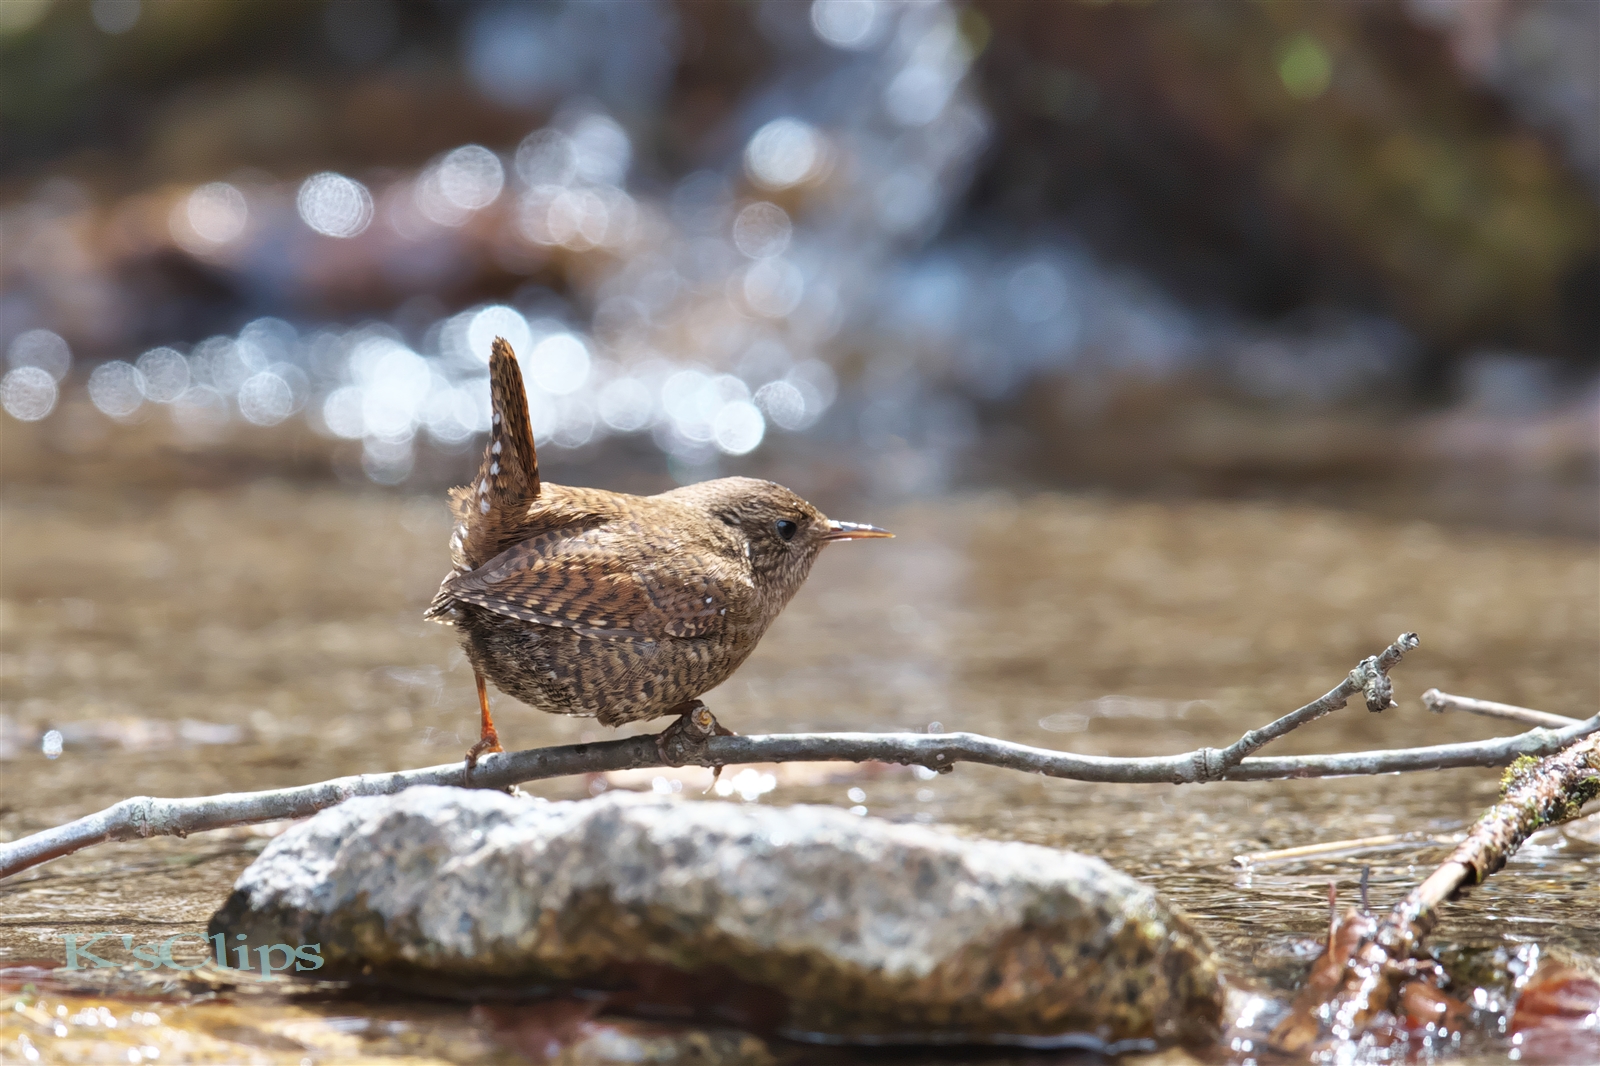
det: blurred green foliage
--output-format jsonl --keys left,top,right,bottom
{"left": 974, "top": 0, "right": 1597, "bottom": 357}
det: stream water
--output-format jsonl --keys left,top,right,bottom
{"left": 1, "top": 465, "right": 1596, "bottom": 1063}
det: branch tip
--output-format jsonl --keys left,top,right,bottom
{"left": 1360, "top": 633, "right": 1417, "bottom": 713}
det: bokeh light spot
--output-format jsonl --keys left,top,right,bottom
{"left": 237, "top": 372, "right": 294, "bottom": 426}
{"left": 414, "top": 164, "right": 473, "bottom": 228}
{"left": 732, "top": 202, "right": 793, "bottom": 259}
{"left": 1, "top": 367, "right": 58, "bottom": 422}
{"left": 546, "top": 189, "right": 610, "bottom": 249}
{"left": 297, "top": 172, "right": 374, "bottom": 238}
{"left": 886, "top": 63, "right": 954, "bottom": 126}
{"left": 322, "top": 386, "right": 366, "bottom": 439}
{"left": 467, "top": 306, "right": 534, "bottom": 363}
{"left": 745, "top": 119, "right": 824, "bottom": 190}
{"left": 437, "top": 145, "right": 505, "bottom": 210}
{"left": 570, "top": 114, "right": 633, "bottom": 186}
{"left": 754, "top": 379, "right": 805, "bottom": 430}
{"left": 663, "top": 369, "right": 713, "bottom": 431}
{"left": 183, "top": 182, "right": 249, "bottom": 245}
{"left": 529, "top": 333, "right": 590, "bottom": 395}
{"left": 515, "top": 129, "right": 578, "bottom": 188}
{"left": 88, "top": 361, "right": 146, "bottom": 419}
{"left": 136, "top": 347, "right": 190, "bottom": 403}
{"left": 810, "top": 0, "right": 885, "bottom": 50}
{"left": 353, "top": 339, "right": 431, "bottom": 441}
{"left": 7, "top": 329, "right": 72, "bottom": 381}
{"left": 598, "top": 377, "right": 654, "bottom": 432}
{"left": 712, "top": 399, "right": 765, "bottom": 455}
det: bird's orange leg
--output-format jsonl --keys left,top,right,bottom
{"left": 464, "top": 670, "right": 504, "bottom": 775}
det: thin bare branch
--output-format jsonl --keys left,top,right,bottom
{"left": 1422, "top": 688, "right": 1580, "bottom": 730}
{"left": 4, "top": 634, "right": 1594, "bottom": 883}
{"left": 1214, "top": 718, "right": 1594, "bottom": 779}
{"left": 3, "top": 718, "right": 1593, "bottom": 884}
{"left": 1232, "top": 832, "right": 1436, "bottom": 868}
{"left": 1217, "top": 633, "right": 1418, "bottom": 767}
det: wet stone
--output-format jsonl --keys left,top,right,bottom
{"left": 210, "top": 787, "right": 1224, "bottom": 1048}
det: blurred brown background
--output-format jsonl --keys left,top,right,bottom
{"left": 2, "top": 0, "right": 1596, "bottom": 532}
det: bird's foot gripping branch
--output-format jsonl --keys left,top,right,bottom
{"left": 1, "top": 632, "right": 1595, "bottom": 881}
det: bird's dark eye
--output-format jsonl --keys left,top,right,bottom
{"left": 775, "top": 519, "right": 799, "bottom": 542}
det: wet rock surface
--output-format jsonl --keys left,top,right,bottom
{"left": 211, "top": 787, "right": 1223, "bottom": 1047}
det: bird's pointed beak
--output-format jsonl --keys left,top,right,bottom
{"left": 822, "top": 520, "right": 894, "bottom": 541}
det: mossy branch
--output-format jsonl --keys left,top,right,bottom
{"left": 1270, "top": 734, "right": 1600, "bottom": 1052}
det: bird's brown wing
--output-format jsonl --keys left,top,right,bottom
{"left": 436, "top": 524, "right": 752, "bottom": 641}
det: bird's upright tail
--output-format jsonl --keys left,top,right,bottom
{"left": 444, "top": 337, "right": 542, "bottom": 572}
{"left": 487, "top": 336, "right": 540, "bottom": 502}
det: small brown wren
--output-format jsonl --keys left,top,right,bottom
{"left": 427, "top": 337, "right": 891, "bottom": 767}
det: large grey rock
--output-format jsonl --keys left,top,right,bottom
{"left": 211, "top": 788, "right": 1222, "bottom": 1047}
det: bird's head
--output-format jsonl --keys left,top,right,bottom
{"left": 668, "top": 476, "right": 891, "bottom": 607}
